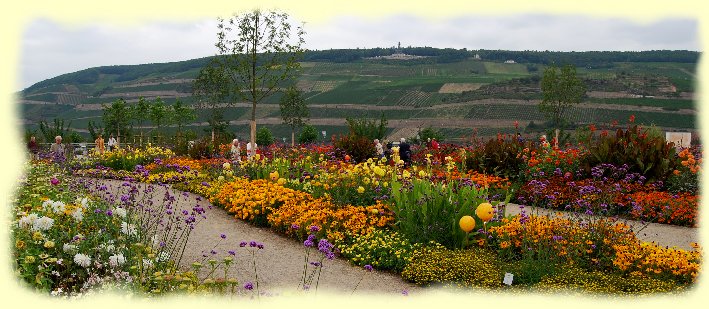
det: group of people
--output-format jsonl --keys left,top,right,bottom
{"left": 229, "top": 139, "right": 258, "bottom": 163}
{"left": 26, "top": 134, "right": 118, "bottom": 161}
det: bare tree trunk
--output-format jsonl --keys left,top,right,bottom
{"left": 291, "top": 128, "right": 295, "bottom": 147}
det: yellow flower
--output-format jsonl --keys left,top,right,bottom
{"left": 459, "top": 216, "right": 476, "bottom": 233}
{"left": 270, "top": 171, "right": 279, "bottom": 181}
{"left": 43, "top": 241, "right": 55, "bottom": 249}
{"left": 277, "top": 178, "right": 287, "bottom": 185}
{"left": 357, "top": 186, "right": 365, "bottom": 194}
{"left": 15, "top": 240, "right": 25, "bottom": 249}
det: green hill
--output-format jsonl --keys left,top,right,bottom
{"left": 19, "top": 48, "right": 699, "bottom": 143}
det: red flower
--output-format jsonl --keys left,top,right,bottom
{"left": 629, "top": 115, "right": 636, "bottom": 123}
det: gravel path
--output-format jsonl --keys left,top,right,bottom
{"left": 85, "top": 178, "right": 700, "bottom": 296}
{"left": 86, "top": 178, "right": 420, "bottom": 296}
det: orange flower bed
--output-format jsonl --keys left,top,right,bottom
{"left": 209, "top": 177, "right": 394, "bottom": 241}
{"left": 488, "top": 214, "right": 701, "bottom": 283}
{"left": 144, "top": 157, "right": 203, "bottom": 171}
{"left": 626, "top": 191, "right": 698, "bottom": 227}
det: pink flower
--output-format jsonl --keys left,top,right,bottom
{"left": 50, "top": 177, "right": 60, "bottom": 186}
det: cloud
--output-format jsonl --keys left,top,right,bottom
{"left": 19, "top": 14, "right": 699, "bottom": 89}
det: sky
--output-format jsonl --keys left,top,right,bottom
{"left": 18, "top": 13, "right": 700, "bottom": 90}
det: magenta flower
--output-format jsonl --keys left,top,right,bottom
{"left": 50, "top": 177, "right": 60, "bottom": 186}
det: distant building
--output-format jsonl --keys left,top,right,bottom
{"left": 473, "top": 54, "right": 481, "bottom": 60}
{"left": 504, "top": 60, "right": 516, "bottom": 64}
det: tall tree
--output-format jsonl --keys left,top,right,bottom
{"left": 39, "top": 118, "right": 72, "bottom": 143}
{"left": 102, "top": 98, "right": 132, "bottom": 146}
{"left": 149, "top": 97, "right": 169, "bottom": 143}
{"left": 193, "top": 60, "right": 230, "bottom": 142}
{"left": 279, "top": 86, "right": 309, "bottom": 146}
{"left": 539, "top": 64, "right": 586, "bottom": 128}
{"left": 170, "top": 99, "right": 197, "bottom": 137}
{"left": 130, "top": 96, "right": 152, "bottom": 145}
{"left": 213, "top": 9, "right": 305, "bottom": 155}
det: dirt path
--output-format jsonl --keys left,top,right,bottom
{"left": 88, "top": 178, "right": 420, "bottom": 296}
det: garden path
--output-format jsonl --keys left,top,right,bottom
{"left": 90, "top": 178, "right": 420, "bottom": 297}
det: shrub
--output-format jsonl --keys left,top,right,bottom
{"left": 187, "top": 137, "right": 217, "bottom": 159}
{"left": 256, "top": 127, "right": 275, "bottom": 147}
{"left": 298, "top": 124, "right": 318, "bottom": 144}
{"left": 401, "top": 246, "right": 502, "bottom": 288}
{"left": 334, "top": 133, "right": 375, "bottom": 163}
{"left": 581, "top": 124, "right": 679, "bottom": 181}
{"left": 465, "top": 137, "right": 526, "bottom": 180}
{"left": 345, "top": 114, "right": 387, "bottom": 140}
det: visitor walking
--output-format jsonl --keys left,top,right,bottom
{"left": 246, "top": 141, "right": 258, "bottom": 160}
{"left": 231, "top": 139, "right": 242, "bottom": 162}
{"left": 27, "top": 136, "right": 39, "bottom": 160}
{"left": 49, "top": 136, "right": 66, "bottom": 162}
{"left": 399, "top": 138, "right": 411, "bottom": 167}
{"left": 95, "top": 134, "right": 105, "bottom": 155}
{"left": 108, "top": 134, "right": 117, "bottom": 151}
{"left": 374, "top": 139, "right": 384, "bottom": 159}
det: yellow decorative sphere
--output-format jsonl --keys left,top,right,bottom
{"left": 459, "top": 215, "right": 476, "bottom": 233}
{"left": 476, "top": 203, "right": 494, "bottom": 222}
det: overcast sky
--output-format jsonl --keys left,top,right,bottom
{"left": 18, "top": 13, "right": 699, "bottom": 90}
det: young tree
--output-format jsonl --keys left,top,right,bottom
{"left": 539, "top": 64, "right": 586, "bottom": 128}
{"left": 193, "top": 60, "right": 230, "bottom": 142}
{"left": 213, "top": 9, "right": 305, "bottom": 156}
{"left": 39, "top": 118, "right": 72, "bottom": 143}
{"left": 279, "top": 86, "right": 309, "bottom": 146}
{"left": 130, "top": 97, "right": 152, "bottom": 145}
{"left": 298, "top": 123, "right": 318, "bottom": 144}
{"left": 87, "top": 120, "right": 104, "bottom": 140}
{"left": 102, "top": 98, "right": 132, "bottom": 146}
{"left": 170, "top": 99, "right": 197, "bottom": 138}
{"left": 149, "top": 97, "right": 169, "bottom": 144}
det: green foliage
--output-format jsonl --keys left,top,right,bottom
{"left": 416, "top": 127, "right": 444, "bottom": 144}
{"left": 465, "top": 137, "right": 526, "bottom": 180}
{"left": 390, "top": 178, "right": 509, "bottom": 249}
{"left": 665, "top": 171, "right": 699, "bottom": 195}
{"left": 539, "top": 64, "right": 586, "bottom": 128}
{"left": 345, "top": 113, "right": 388, "bottom": 140}
{"left": 401, "top": 246, "right": 503, "bottom": 288}
{"left": 279, "top": 86, "right": 309, "bottom": 128}
{"left": 334, "top": 133, "right": 375, "bottom": 163}
{"left": 582, "top": 124, "right": 679, "bottom": 181}
{"left": 87, "top": 121, "right": 103, "bottom": 140}
{"left": 256, "top": 127, "right": 275, "bottom": 147}
{"left": 67, "top": 131, "right": 85, "bottom": 143}
{"left": 298, "top": 124, "right": 318, "bottom": 144}
{"left": 102, "top": 99, "right": 132, "bottom": 140}
{"left": 170, "top": 99, "right": 197, "bottom": 134}
{"left": 38, "top": 118, "right": 72, "bottom": 143}
{"left": 188, "top": 136, "right": 218, "bottom": 159}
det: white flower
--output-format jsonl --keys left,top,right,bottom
{"left": 73, "top": 253, "right": 91, "bottom": 268}
{"left": 113, "top": 208, "right": 127, "bottom": 218}
{"left": 51, "top": 201, "right": 66, "bottom": 214}
{"left": 42, "top": 199, "right": 54, "bottom": 210}
{"left": 63, "top": 244, "right": 77, "bottom": 254}
{"left": 32, "top": 216, "right": 54, "bottom": 231}
{"left": 121, "top": 222, "right": 137, "bottom": 237}
{"left": 71, "top": 209, "right": 84, "bottom": 222}
{"left": 18, "top": 213, "right": 39, "bottom": 229}
{"left": 76, "top": 197, "right": 90, "bottom": 208}
{"left": 108, "top": 254, "right": 126, "bottom": 267}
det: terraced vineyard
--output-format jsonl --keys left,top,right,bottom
{"left": 18, "top": 50, "right": 698, "bottom": 142}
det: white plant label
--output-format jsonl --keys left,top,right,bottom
{"left": 503, "top": 273, "right": 514, "bottom": 285}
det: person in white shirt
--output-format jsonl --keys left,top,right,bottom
{"left": 246, "top": 141, "right": 258, "bottom": 160}
{"left": 230, "top": 139, "right": 241, "bottom": 162}
{"left": 374, "top": 139, "right": 384, "bottom": 158}
{"left": 107, "top": 134, "right": 117, "bottom": 151}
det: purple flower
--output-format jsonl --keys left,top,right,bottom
{"left": 309, "top": 261, "right": 321, "bottom": 267}
{"left": 249, "top": 241, "right": 257, "bottom": 247}
{"left": 402, "top": 289, "right": 409, "bottom": 296}
{"left": 304, "top": 239, "right": 314, "bottom": 247}
{"left": 210, "top": 250, "right": 217, "bottom": 255}
{"left": 228, "top": 250, "right": 236, "bottom": 256}
{"left": 220, "top": 234, "right": 227, "bottom": 239}
{"left": 240, "top": 241, "right": 247, "bottom": 247}
{"left": 291, "top": 224, "right": 300, "bottom": 230}
{"left": 309, "top": 225, "right": 320, "bottom": 232}
{"left": 364, "top": 265, "right": 373, "bottom": 272}
{"left": 50, "top": 177, "right": 60, "bottom": 186}
{"left": 257, "top": 243, "right": 264, "bottom": 249}
{"left": 243, "top": 282, "right": 253, "bottom": 290}
{"left": 105, "top": 210, "right": 113, "bottom": 216}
